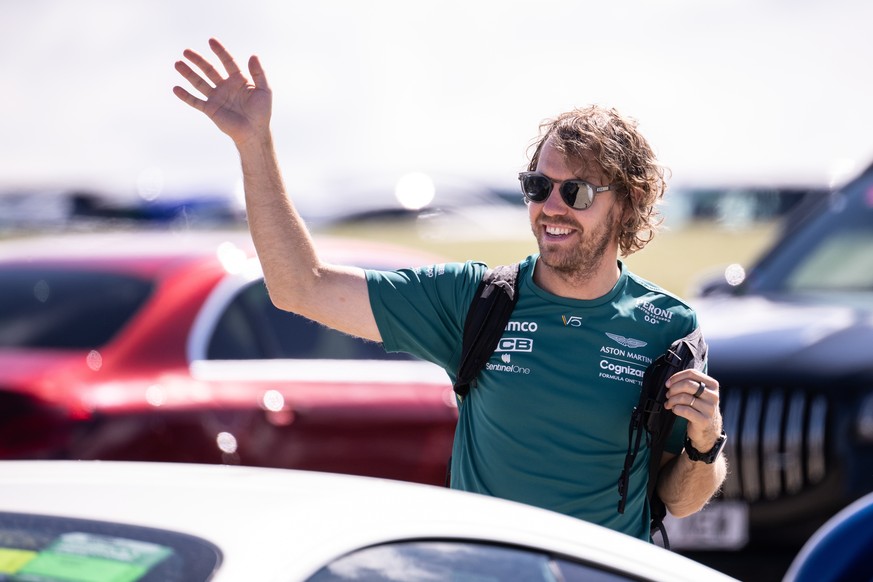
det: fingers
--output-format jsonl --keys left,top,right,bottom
{"left": 666, "top": 369, "right": 719, "bottom": 392}
{"left": 182, "top": 47, "right": 225, "bottom": 86}
{"left": 174, "top": 59, "right": 214, "bottom": 99}
{"left": 209, "top": 37, "right": 242, "bottom": 76}
{"left": 688, "top": 380, "right": 706, "bottom": 409}
{"left": 665, "top": 370, "right": 719, "bottom": 416}
{"left": 173, "top": 38, "right": 251, "bottom": 111}
{"left": 174, "top": 38, "right": 246, "bottom": 92}
{"left": 685, "top": 382, "right": 714, "bottom": 413}
{"left": 172, "top": 85, "right": 206, "bottom": 111}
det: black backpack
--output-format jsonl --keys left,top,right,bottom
{"left": 617, "top": 327, "right": 707, "bottom": 549}
{"left": 451, "top": 262, "right": 705, "bottom": 550}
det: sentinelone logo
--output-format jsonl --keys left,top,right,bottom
{"left": 486, "top": 353, "right": 531, "bottom": 375}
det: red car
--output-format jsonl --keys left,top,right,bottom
{"left": 0, "top": 231, "right": 457, "bottom": 485}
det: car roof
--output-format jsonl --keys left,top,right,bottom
{"left": 0, "top": 230, "right": 441, "bottom": 267}
{"left": 0, "top": 230, "right": 250, "bottom": 260}
{"left": 0, "top": 461, "right": 736, "bottom": 582}
{"left": 0, "top": 230, "right": 444, "bottom": 290}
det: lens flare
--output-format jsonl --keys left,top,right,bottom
{"left": 725, "top": 264, "right": 746, "bottom": 287}
{"left": 216, "top": 431, "right": 238, "bottom": 454}
{"left": 395, "top": 172, "right": 436, "bottom": 210}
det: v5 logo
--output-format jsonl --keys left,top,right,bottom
{"left": 562, "top": 315, "right": 583, "bottom": 327}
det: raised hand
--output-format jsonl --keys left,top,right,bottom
{"left": 173, "top": 38, "right": 272, "bottom": 145}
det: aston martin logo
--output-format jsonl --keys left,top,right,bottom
{"left": 606, "top": 332, "right": 648, "bottom": 349}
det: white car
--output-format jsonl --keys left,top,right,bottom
{"left": 0, "top": 461, "right": 737, "bottom": 582}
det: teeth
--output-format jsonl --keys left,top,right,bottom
{"left": 546, "top": 226, "right": 572, "bottom": 236}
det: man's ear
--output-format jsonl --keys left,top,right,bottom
{"left": 617, "top": 186, "right": 637, "bottom": 229}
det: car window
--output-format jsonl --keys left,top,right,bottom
{"left": 749, "top": 178, "right": 873, "bottom": 293}
{"left": 305, "top": 540, "right": 641, "bottom": 582}
{"left": 784, "top": 228, "right": 873, "bottom": 291}
{"left": 0, "top": 267, "right": 153, "bottom": 349}
{"left": 207, "top": 280, "right": 414, "bottom": 360}
{"left": 0, "top": 512, "right": 220, "bottom": 581}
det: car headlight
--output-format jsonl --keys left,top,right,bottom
{"left": 858, "top": 393, "right": 873, "bottom": 443}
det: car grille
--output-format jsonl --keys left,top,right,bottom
{"left": 720, "top": 388, "right": 828, "bottom": 502}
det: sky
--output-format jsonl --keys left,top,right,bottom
{"left": 3, "top": 0, "right": 872, "bottom": 214}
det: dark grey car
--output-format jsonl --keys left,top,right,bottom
{"left": 678, "top": 162, "right": 873, "bottom": 581}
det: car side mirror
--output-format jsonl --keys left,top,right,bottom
{"left": 691, "top": 264, "right": 747, "bottom": 297}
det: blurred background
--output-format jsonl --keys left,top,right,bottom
{"left": 4, "top": 3, "right": 873, "bottom": 580}
{"left": 3, "top": 0, "right": 873, "bottom": 295}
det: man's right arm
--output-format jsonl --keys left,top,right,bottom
{"left": 236, "top": 133, "right": 380, "bottom": 341}
{"left": 174, "top": 39, "right": 380, "bottom": 342}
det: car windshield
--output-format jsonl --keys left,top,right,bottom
{"left": 749, "top": 175, "right": 873, "bottom": 294}
{"left": 0, "top": 267, "right": 154, "bottom": 349}
{"left": 0, "top": 511, "right": 219, "bottom": 581}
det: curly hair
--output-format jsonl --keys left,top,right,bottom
{"left": 527, "top": 106, "right": 668, "bottom": 256}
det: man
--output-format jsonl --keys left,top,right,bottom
{"left": 173, "top": 38, "right": 727, "bottom": 541}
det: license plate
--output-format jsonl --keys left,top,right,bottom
{"left": 660, "top": 500, "right": 749, "bottom": 550}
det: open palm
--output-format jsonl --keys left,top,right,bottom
{"left": 173, "top": 38, "right": 272, "bottom": 144}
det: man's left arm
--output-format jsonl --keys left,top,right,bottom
{"left": 657, "top": 369, "right": 728, "bottom": 517}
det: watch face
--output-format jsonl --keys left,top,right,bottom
{"left": 713, "top": 433, "right": 727, "bottom": 456}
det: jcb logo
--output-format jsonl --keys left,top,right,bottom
{"left": 562, "top": 315, "right": 583, "bottom": 327}
{"left": 497, "top": 338, "right": 533, "bottom": 352}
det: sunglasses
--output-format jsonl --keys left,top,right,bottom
{"left": 518, "top": 171, "right": 615, "bottom": 210}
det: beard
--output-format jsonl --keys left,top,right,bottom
{"left": 533, "top": 205, "right": 619, "bottom": 286}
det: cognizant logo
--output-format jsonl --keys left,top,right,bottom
{"left": 599, "top": 359, "right": 645, "bottom": 379}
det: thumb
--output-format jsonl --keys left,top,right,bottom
{"left": 248, "top": 55, "right": 270, "bottom": 91}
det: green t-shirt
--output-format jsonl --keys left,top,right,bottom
{"left": 366, "top": 255, "right": 698, "bottom": 540}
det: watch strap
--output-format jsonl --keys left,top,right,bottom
{"left": 684, "top": 430, "right": 727, "bottom": 464}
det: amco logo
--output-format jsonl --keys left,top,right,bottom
{"left": 506, "top": 321, "right": 538, "bottom": 332}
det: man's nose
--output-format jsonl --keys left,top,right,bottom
{"left": 542, "top": 184, "right": 568, "bottom": 214}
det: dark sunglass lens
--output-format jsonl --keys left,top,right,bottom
{"left": 560, "top": 182, "right": 581, "bottom": 208}
{"left": 523, "top": 175, "right": 551, "bottom": 201}
{"left": 561, "top": 181, "right": 592, "bottom": 209}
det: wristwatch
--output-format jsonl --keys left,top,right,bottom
{"left": 684, "top": 430, "right": 727, "bottom": 464}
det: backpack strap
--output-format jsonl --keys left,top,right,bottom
{"left": 618, "top": 326, "right": 708, "bottom": 549}
{"left": 446, "top": 263, "right": 521, "bottom": 487}
{"left": 453, "top": 263, "right": 521, "bottom": 400}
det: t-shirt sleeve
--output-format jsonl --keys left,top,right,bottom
{"left": 365, "top": 261, "right": 487, "bottom": 373}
